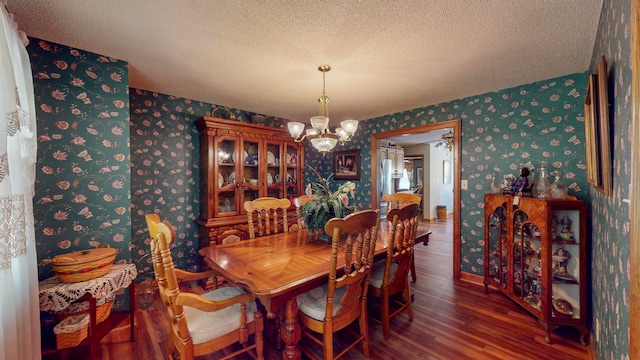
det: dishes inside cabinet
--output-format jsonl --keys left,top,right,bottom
{"left": 288, "top": 153, "right": 297, "bottom": 166}
{"left": 267, "top": 151, "right": 276, "bottom": 164}
{"left": 228, "top": 172, "right": 236, "bottom": 184}
{"left": 553, "top": 298, "right": 574, "bottom": 317}
{"left": 267, "top": 173, "right": 273, "bottom": 185}
{"left": 218, "top": 173, "right": 223, "bottom": 187}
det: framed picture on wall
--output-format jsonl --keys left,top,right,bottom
{"left": 584, "top": 73, "right": 600, "bottom": 186}
{"left": 596, "top": 55, "right": 612, "bottom": 195}
{"left": 333, "top": 149, "right": 361, "bottom": 180}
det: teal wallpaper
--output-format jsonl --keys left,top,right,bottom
{"left": 588, "top": 0, "right": 632, "bottom": 358}
{"left": 129, "top": 90, "right": 292, "bottom": 282}
{"left": 129, "top": 90, "right": 212, "bottom": 279}
{"left": 326, "top": 74, "right": 589, "bottom": 277}
{"left": 28, "top": 39, "right": 131, "bottom": 283}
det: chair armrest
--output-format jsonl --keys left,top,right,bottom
{"left": 174, "top": 268, "right": 219, "bottom": 282}
{"left": 175, "top": 291, "right": 255, "bottom": 312}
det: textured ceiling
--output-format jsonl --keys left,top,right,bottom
{"left": 7, "top": 0, "right": 602, "bottom": 125}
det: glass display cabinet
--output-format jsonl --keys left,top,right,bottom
{"left": 195, "top": 117, "right": 304, "bottom": 248}
{"left": 484, "top": 194, "right": 588, "bottom": 345}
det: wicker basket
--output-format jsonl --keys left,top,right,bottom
{"left": 52, "top": 244, "right": 116, "bottom": 283}
{"left": 54, "top": 314, "right": 90, "bottom": 349}
{"left": 55, "top": 297, "right": 114, "bottom": 324}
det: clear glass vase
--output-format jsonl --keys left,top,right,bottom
{"left": 487, "top": 173, "right": 502, "bottom": 194}
{"left": 550, "top": 170, "right": 569, "bottom": 199}
{"left": 534, "top": 161, "right": 551, "bottom": 199}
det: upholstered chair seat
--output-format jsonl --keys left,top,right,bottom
{"left": 369, "top": 259, "right": 399, "bottom": 289}
{"left": 185, "top": 286, "right": 258, "bottom": 344}
{"left": 296, "top": 284, "right": 347, "bottom": 321}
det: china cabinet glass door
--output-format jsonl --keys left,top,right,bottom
{"left": 266, "top": 141, "right": 283, "bottom": 198}
{"left": 550, "top": 209, "right": 581, "bottom": 321}
{"left": 487, "top": 203, "right": 508, "bottom": 288}
{"left": 512, "top": 207, "right": 542, "bottom": 315}
{"left": 240, "top": 139, "right": 261, "bottom": 212}
{"left": 215, "top": 137, "right": 238, "bottom": 216}
{"left": 284, "top": 143, "right": 301, "bottom": 199}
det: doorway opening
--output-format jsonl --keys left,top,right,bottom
{"left": 370, "top": 120, "right": 461, "bottom": 279}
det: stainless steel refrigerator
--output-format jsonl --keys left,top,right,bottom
{"left": 379, "top": 158, "right": 393, "bottom": 216}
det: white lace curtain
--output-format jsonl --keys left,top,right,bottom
{"left": 0, "top": 2, "right": 41, "bottom": 360}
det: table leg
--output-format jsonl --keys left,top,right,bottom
{"left": 280, "top": 297, "right": 301, "bottom": 360}
{"left": 410, "top": 254, "right": 417, "bottom": 282}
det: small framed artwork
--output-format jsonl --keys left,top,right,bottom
{"left": 584, "top": 73, "right": 600, "bottom": 186}
{"left": 443, "top": 160, "right": 451, "bottom": 184}
{"left": 333, "top": 149, "right": 361, "bottom": 180}
{"left": 596, "top": 55, "right": 612, "bottom": 195}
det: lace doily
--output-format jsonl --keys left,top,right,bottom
{"left": 39, "top": 264, "right": 137, "bottom": 312}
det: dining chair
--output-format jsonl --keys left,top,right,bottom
{"left": 291, "top": 194, "right": 316, "bottom": 231}
{"left": 296, "top": 209, "right": 380, "bottom": 360}
{"left": 144, "top": 214, "right": 264, "bottom": 360}
{"left": 382, "top": 193, "right": 421, "bottom": 213}
{"left": 368, "top": 203, "right": 419, "bottom": 339}
{"left": 220, "top": 228, "right": 243, "bottom": 245}
{"left": 244, "top": 197, "right": 292, "bottom": 238}
{"left": 382, "top": 192, "right": 422, "bottom": 282}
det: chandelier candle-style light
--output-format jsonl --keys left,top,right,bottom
{"left": 288, "top": 65, "right": 359, "bottom": 154}
{"left": 434, "top": 130, "right": 454, "bottom": 152}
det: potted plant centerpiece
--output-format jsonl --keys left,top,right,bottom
{"left": 302, "top": 165, "right": 356, "bottom": 242}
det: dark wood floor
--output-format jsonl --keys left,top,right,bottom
{"left": 45, "top": 217, "right": 591, "bottom": 359}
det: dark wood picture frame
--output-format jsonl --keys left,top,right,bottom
{"left": 584, "top": 73, "right": 600, "bottom": 186}
{"left": 333, "top": 149, "right": 361, "bottom": 180}
{"left": 596, "top": 55, "right": 612, "bottom": 195}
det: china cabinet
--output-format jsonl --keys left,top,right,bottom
{"left": 483, "top": 194, "right": 588, "bottom": 345}
{"left": 195, "top": 117, "right": 304, "bottom": 248}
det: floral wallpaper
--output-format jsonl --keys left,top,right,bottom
{"left": 333, "top": 73, "right": 589, "bottom": 273}
{"left": 129, "top": 90, "right": 211, "bottom": 279}
{"left": 28, "top": 39, "right": 131, "bottom": 282}
{"left": 587, "top": 0, "right": 632, "bottom": 358}
{"left": 129, "top": 90, "right": 291, "bottom": 282}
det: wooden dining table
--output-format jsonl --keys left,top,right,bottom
{"left": 199, "top": 222, "right": 431, "bottom": 360}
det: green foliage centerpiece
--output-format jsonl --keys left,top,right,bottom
{"left": 302, "top": 165, "right": 356, "bottom": 241}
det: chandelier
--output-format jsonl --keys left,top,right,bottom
{"left": 434, "top": 131, "right": 454, "bottom": 152}
{"left": 287, "top": 65, "right": 359, "bottom": 154}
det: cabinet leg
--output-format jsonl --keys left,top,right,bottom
{"left": 483, "top": 282, "right": 489, "bottom": 294}
{"left": 538, "top": 319, "right": 559, "bottom": 344}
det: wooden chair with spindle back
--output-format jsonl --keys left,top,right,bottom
{"left": 382, "top": 192, "right": 422, "bottom": 282}
{"left": 144, "top": 214, "right": 264, "bottom": 360}
{"left": 296, "top": 209, "right": 380, "bottom": 360}
{"left": 368, "top": 203, "right": 420, "bottom": 339}
{"left": 244, "top": 197, "right": 292, "bottom": 238}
